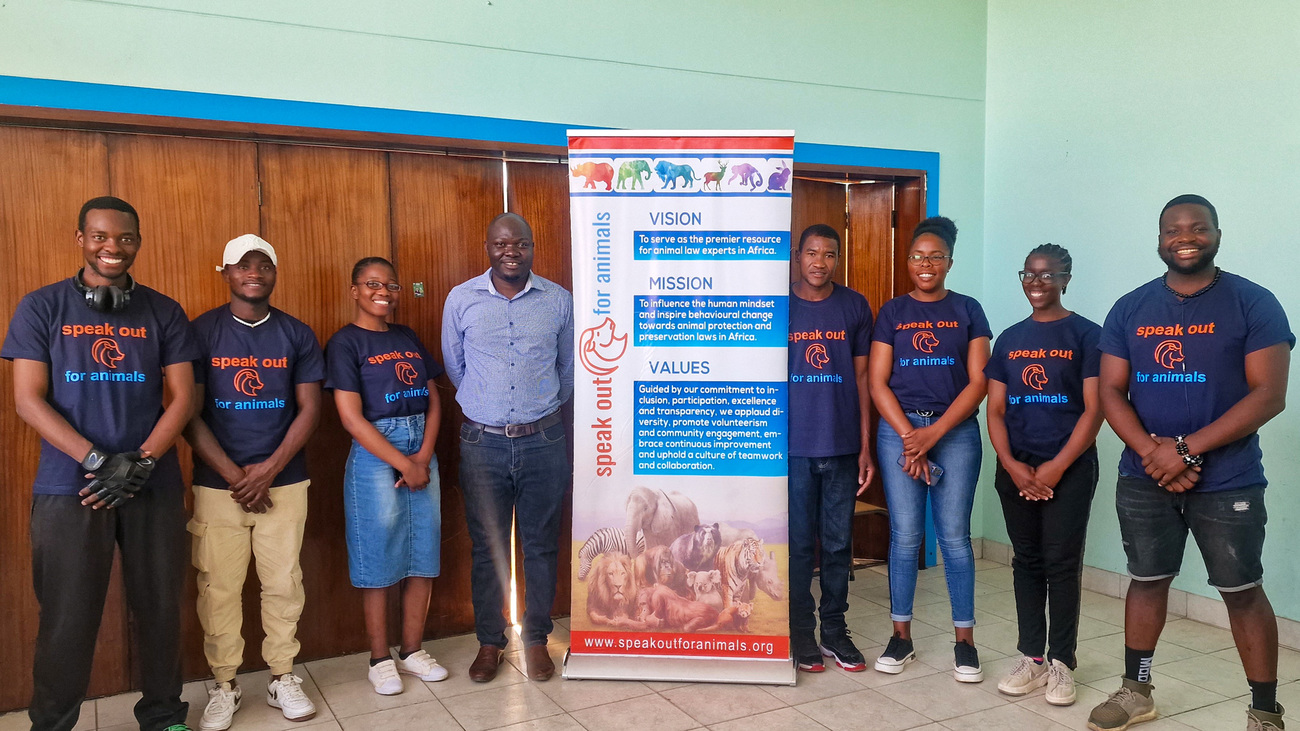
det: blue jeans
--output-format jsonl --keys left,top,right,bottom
{"left": 459, "top": 420, "right": 570, "bottom": 648}
{"left": 343, "top": 414, "right": 440, "bottom": 589}
{"left": 788, "top": 454, "right": 858, "bottom": 639}
{"left": 877, "top": 413, "right": 982, "bottom": 627}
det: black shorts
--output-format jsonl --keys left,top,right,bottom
{"left": 1115, "top": 476, "right": 1266, "bottom": 592}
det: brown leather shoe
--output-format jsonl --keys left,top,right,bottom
{"left": 468, "top": 645, "right": 504, "bottom": 683}
{"left": 525, "top": 644, "right": 555, "bottom": 681}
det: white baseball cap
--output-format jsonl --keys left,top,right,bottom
{"left": 217, "top": 234, "right": 278, "bottom": 271}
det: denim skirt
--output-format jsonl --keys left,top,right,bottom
{"left": 343, "top": 413, "right": 441, "bottom": 588}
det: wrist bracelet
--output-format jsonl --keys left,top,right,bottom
{"left": 1174, "top": 435, "right": 1203, "bottom": 466}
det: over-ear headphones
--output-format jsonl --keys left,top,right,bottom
{"left": 72, "top": 268, "right": 136, "bottom": 313}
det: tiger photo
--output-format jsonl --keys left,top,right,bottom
{"left": 570, "top": 485, "right": 789, "bottom": 637}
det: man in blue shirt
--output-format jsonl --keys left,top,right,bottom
{"left": 442, "top": 212, "right": 574, "bottom": 683}
{"left": 2, "top": 197, "right": 198, "bottom": 731}
{"left": 186, "top": 235, "right": 325, "bottom": 729}
{"left": 1089, "top": 195, "right": 1293, "bottom": 731}
{"left": 786, "top": 224, "right": 875, "bottom": 674}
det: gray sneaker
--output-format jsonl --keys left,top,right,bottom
{"left": 1087, "top": 677, "right": 1157, "bottom": 730}
{"left": 1247, "top": 702, "right": 1285, "bottom": 731}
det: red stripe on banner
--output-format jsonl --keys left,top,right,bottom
{"left": 570, "top": 630, "right": 790, "bottom": 660}
{"left": 568, "top": 136, "right": 794, "bottom": 151}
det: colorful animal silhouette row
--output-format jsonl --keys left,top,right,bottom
{"left": 571, "top": 160, "right": 792, "bottom": 192}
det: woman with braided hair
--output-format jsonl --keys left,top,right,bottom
{"left": 985, "top": 243, "right": 1103, "bottom": 707}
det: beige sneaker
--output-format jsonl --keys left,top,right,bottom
{"left": 997, "top": 656, "right": 1047, "bottom": 696}
{"left": 1045, "top": 659, "right": 1076, "bottom": 706}
{"left": 1247, "top": 702, "right": 1285, "bottom": 731}
{"left": 1087, "top": 677, "right": 1156, "bottom": 730}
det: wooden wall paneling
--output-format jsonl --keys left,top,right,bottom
{"left": 894, "top": 177, "right": 926, "bottom": 298}
{"left": 846, "top": 181, "right": 895, "bottom": 561}
{"left": 507, "top": 161, "right": 571, "bottom": 290}
{"left": 0, "top": 126, "right": 131, "bottom": 712}
{"left": 506, "top": 161, "right": 574, "bottom": 618}
{"left": 790, "top": 178, "right": 848, "bottom": 285}
{"left": 257, "top": 143, "right": 393, "bottom": 659}
{"left": 107, "top": 133, "right": 262, "bottom": 680}
{"left": 388, "top": 152, "right": 504, "bottom": 637}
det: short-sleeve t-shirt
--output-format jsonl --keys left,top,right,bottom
{"left": 985, "top": 313, "right": 1101, "bottom": 459}
{"left": 1100, "top": 272, "right": 1294, "bottom": 491}
{"left": 788, "top": 284, "right": 873, "bottom": 458}
{"left": 1, "top": 278, "right": 200, "bottom": 495}
{"left": 325, "top": 323, "right": 443, "bottom": 422}
{"left": 191, "top": 305, "right": 326, "bottom": 489}
{"left": 871, "top": 291, "right": 992, "bottom": 414}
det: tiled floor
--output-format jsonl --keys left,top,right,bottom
{"left": 5, "top": 559, "right": 1298, "bottom": 730}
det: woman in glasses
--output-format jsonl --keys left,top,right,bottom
{"left": 985, "top": 244, "right": 1101, "bottom": 707}
{"left": 325, "top": 256, "right": 448, "bottom": 694}
{"left": 869, "top": 216, "right": 991, "bottom": 682}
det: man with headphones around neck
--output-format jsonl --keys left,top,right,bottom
{"left": 2, "top": 196, "right": 200, "bottom": 731}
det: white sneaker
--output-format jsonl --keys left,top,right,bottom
{"left": 1045, "top": 659, "right": 1076, "bottom": 706}
{"left": 267, "top": 674, "right": 317, "bottom": 721}
{"left": 368, "top": 659, "right": 404, "bottom": 695}
{"left": 997, "top": 656, "right": 1048, "bottom": 696}
{"left": 393, "top": 649, "right": 450, "bottom": 682}
{"left": 199, "top": 681, "right": 241, "bottom": 731}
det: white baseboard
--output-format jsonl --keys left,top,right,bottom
{"left": 974, "top": 538, "right": 1300, "bottom": 651}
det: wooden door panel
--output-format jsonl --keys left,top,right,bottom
{"left": 847, "top": 182, "right": 894, "bottom": 317}
{"left": 846, "top": 181, "right": 895, "bottom": 558}
{"left": 506, "top": 161, "right": 574, "bottom": 619}
{"left": 894, "top": 177, "right": 926, "bottom": 298}
{"left": 389, "top": 152, "right": 503, "bottom": 636}
{"left": 258, "top": 143, "right": 392, "bottom": 657}
{"left": 0, "top": 126, "right": 131, "bottom": 710}
{"left": 790, "top": 179, "right": 847, "bottom": 286}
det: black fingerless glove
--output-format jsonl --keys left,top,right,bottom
{"left": 85, "top": 451, "right": 155, "bottom": 507}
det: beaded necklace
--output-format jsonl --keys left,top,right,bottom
{"left": 1162, "top": 267, "right": 1221, "bottom": 299}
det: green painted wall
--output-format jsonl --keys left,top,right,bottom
{"left": 0, "top": 0, "right": 989, "bottom": 301}
{"left": 983, "top": 1, "right": 1300, "bottom": 614}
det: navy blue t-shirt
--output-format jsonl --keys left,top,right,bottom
{"left": 985, "top": 313, "right": 1101, "bottom": 459}
{"left": 1, "top": 278, "right": 199, "bottom": 495}
{"left": 871, "top": 291, "right": 992, "bottom": 414}
{"left": 788, "top": 284, "right": 873, "bottom": 458}
{"left": 1100, "top": 272, "right": 1294, "bottom": 491}
{"left": 191, "top": 305, "right": 326, "bottom": 489}
{"left": 325, "top": 324, "right": 443, "bottom": 422}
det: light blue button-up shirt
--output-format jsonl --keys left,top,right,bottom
{"left": 441, "top": 270, "right": 574, "bottom": 426}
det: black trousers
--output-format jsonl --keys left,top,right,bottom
{"left": 993, "top": 447, "right": 1098, "bottom": 669}
{"left": 29, "top": 488, "right": 188, "bottom": 731}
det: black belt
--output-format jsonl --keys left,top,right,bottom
{"left": 467, "top": 411, "right": 562, "bottom": 438}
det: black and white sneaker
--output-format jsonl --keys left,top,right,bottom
{"left": 953, "top": 641, "right": 983, "bottom": 683}
{"left": 873, "top": 633, "right": 916, "bottom": 674}
{"left": 794, "top": 632, "right": 825, "bottom": 673}
{"left": 819, "top": 629, "right": 866, "bottom": 672}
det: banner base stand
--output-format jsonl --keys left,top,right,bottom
{"left": 563, "top": 651, "right": 796, "bottom": 686}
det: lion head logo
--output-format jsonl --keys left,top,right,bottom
{"left": 91, "top": 338, "right": 125, "bottom": 369}
{"left": 395, "top": 361, "right": 419, "bottom": 386}
{"left": 579, "top": 317, "right": 628, "bottom": 376}
{"left": 912, "top": 330, "right": 940, "bottom": 354}
{"left": 804, "top": 343, "right": 830, "bottom": 370}
{"left": 1021, "top": 363, "right": 1048, "bottom": 391}
{"left": 233, "top": 368, "right": 264, "bottom": 397}
{"left": 1154, "top": 340, "right": 1184, "bottom": 370}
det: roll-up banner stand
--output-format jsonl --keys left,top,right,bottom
{"left": 564, "top": 131, "right": 795, "bottom": 685}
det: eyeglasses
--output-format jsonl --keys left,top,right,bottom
{"left": 362, "top": 280, "right": 402, "bottom": 292}
{"left": 906, "top": 253, "right": 952, "bottom": 264}
{"left": 1018, "top": 271, "right": 1070, "bottom": 284}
